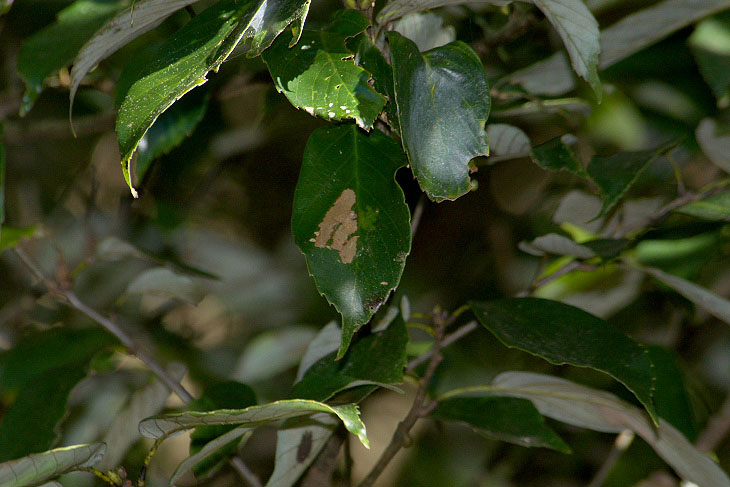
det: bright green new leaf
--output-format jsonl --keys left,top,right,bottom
{"left": 389, "top": 32, "right": 490, "bottom": 201}
{"left": 587, "top": 138, "right": 680, "bottom": 217}
{"left": 139, "top": 399, "right": 369, "bottom": 448}
{"left": 676, "top": 191, "right": 730, "bottom": 221}
{"left": 17, "top": 0, "right": 125, "bottom": 116}
{"left": 432, "top": 397, "right": 571, "bottom": 452}
{"left": 530, "top": 135, "right": 587, "bottom": 177}
{"left": 470, "top": 298, "right": 658, "bottom": 422}
{"left": 263, "top": 10, "right": 386, "bottom": 130}
{"left": 292, "top": 125, "right": 411, "bottom": 356}
{"left": 117, "top": 0, "right": 311, "bottom": 196}
{"left": 0, "top": 443, "right": 106, "bottom": 487}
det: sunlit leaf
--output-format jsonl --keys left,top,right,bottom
{"left": 0, "top": 443, "right": 106, "bottom": 487}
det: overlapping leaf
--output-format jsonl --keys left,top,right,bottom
{"left": 696, "top": 118, "right": 730, "bottom": 173}
{"left": 0, "top": 443, "right": 106, "bottom": 487}
{"left": 487, "top": 124, "right": 530, "bottom": 159}
{"left": 530, "top": 135, "right": 587, "bottom": 177}
{"left": 262, "top": 10, "right": 386, "bottom": 130}
{"left": 292, "top": 125, "right": 411, "bottom": 356}
{"left": 389, "top": 32, "right": 490, "bottom": 201}
{"left": 117, "top": 0, "right": 311, "bottom": 196}
{"left": 677, "top": 191, "right": 730, "bottom": 221}
{"left": 470, "top": 298, "right": 658, "bottom": 422}
{"left": 689, "top": 13, "right": 730, "bottom": 102}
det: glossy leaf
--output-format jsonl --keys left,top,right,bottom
{"left": 0, "top": 443, "right": 106, "bottom": 487}
{"left": 530, "top": 135, "right": 587, "bottom": 177}
{"left": 487, "top": 124, "right": 530, "bottom": 158}
{"left": 587, "top": 139, "right": 680, "bottom": 217}
{"left": 290, "top": 309, "right": 407, "bottom": 401}
{"left": 389, "top": 32, "right": 490, "bottom": 201}
{"left": 139, "top": 399, "right": 369, "bottom": 448}
{"left": 262, "top": 10, "right": 386, "bottom": 130}
{"left": 489, "top": 372, "right": 730, "bottom": 487}
{"left": 291, "top": 125, "right": 411, "bottom": 356}
{"left": 17, "top": 0, "right": 125, "bottom": 116}
{"left": 676, "top": 191, "right": 730, "bottom": 221}
{"left": 696, "top": 118, "right": 730, "bottom": 173}
{"left": 432, "top": 397, "right": 571, "bottom": 452}
{"left": 470, "top": 298, "right": 658, "bottom": 422}
{"left": 117, "top": 0, "right": 311, "bottom": 196}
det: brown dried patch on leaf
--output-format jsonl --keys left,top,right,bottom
{"left": 314, "top": 188, "right": 359, "bottom": 264}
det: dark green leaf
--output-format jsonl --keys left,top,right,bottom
{"left": 0, "top": 124, "right": 4, "bottom": 243}
{"left": 432, "top": 397, "right": 571, "bottom": 453}
{"left": 262, "top": 11, "right": 386, "bottom": 130}
{"left": 582, "top": 238, "right": 631, "bottom": 260}
{"left": 292, "top": 125, "right": 411, "bottom": 356}
{"left": 0, "top": 365, "right": 88, "bottom": 462}
{"left": 587, "top": 139, "right": 680, "bottom": 217}
{"left": 530, "top": 136, "right": 587, "bottom": 177}
{"left": 470, "top": 298, "right": 658, "bottom": 423}
{"left": 117, "top": 0, "right": 310, "bottom": 196}
{"left": 388, "top": 32, "right": 490, "bottom": 201}
{"left": 17, "top": 0, "right": 125, "bottom": 115}
{"left": 290, "top": 310, "right": 408, "bottom": 401}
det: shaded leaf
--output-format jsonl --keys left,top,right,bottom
{"left": 432, "top": 396, "right": 571, "bottom": 452}
{"left": 0, "top": 443, "right": 106, "bottom": 487}
{"left": 520, "top": 233, "right": 596, "bottom": 259}
{"left": 487, "top": 123, "right": 530, "bottom": 158}
{"left": 505, "top": 51, "right": 575, "bottom": 97}
{"left": 676, "top": 191, "right": 730, "bottom": 221}
{"left": 117, "top": 0, "right": 311, "bottom": 196}
{"left": 689, "top": 14, "right": 730, "bottom": 103}
{"left": 0, "top": 226, "right": 42, "bottom": 253}
{"left": 0, "top": 124, "right": 4, "bottom": 243}
{"left": 389, "top": 32, "right": 490, "bottom": 201}
{"left": 291, "top": 125, "right": 411, "bottom": 356}
{"left": 125, "top": 267, "right": 203, "bottom": 304}
{"left": 581, "top": 238, "right": 631, "bottom": 260}
{"left": 290, "top": 309, "right": 408, "bottom": 401}
{"left": 17, "top": 0, "right": 125, "bottom": 116}
{"left": 296, "top": 321, "right": 341, "bottom": 381}
{"left": 139, "top": 399, "right": 369, "bottom": 448}
{"left": 263, "top": 10, "right": 386, "bottom": 130}
{"left": 172, "top": 428, "right": 252, "bottom": 485}
{"left": 470, "top": 298, "right": 658, "bottom": 422}
{"left": 530, "top": 135, "right": 587, "bottom": 177}
{"left": 696, "top": 118, "right": 730, "bottom": 173}
{"left": 377, "top": 0, "right": 509, "bottom": 23}
{"left": 233, "top": 327, "right": 318, "bottom": 383}
{"left": 587, "top": 139, "right": 680, "bottom": 217}
{"left": 392, "top": 12, "right": 455, "bottom": 52}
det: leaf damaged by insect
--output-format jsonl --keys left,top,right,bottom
{"left": 314, "top": 188, "right": 359, "bottom": 265}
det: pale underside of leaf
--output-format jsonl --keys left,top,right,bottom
{"left": 487, "top": 123, "right": 530, "bottom": 159}
{"left": 170, "top": 428, "right": 252, "bottom": 485}
{"left": 520, "top": 233, "right": 595, "bottom": 259}
{"left": 0, "top": 443, "right": 106, "bottom": 487}
{"left": 377, "top": 0, "right": 509, "bottom": 23}
{"left": 696, "top": 118, "right": 730, "bottom": 173}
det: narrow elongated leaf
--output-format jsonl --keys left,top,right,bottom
{"left": 290, "top": 310, "right": 407, "bottom": 401}
{"left": 377, "top": 0, "right": 510, "bottom": 23}
{"left": 696, "top": 118, "right": 730, "bottom": 173}
{"left": 676, "top": 191, "right": 730, "bottom": 221}
{"left": 487, "top": 124, "right": 530, "bottom": 158}
{"left": 530, "top": 135, "right": 587, "bottom": 177}
{"left": 689, "top": 14, "right": 730, "bottom": 102}
{"left": 587, "top": 139, "right": 680, "bottom": 217}
{"left": 125, "top": 267, "right": 203, "bottom": 304}
{"left": 599, "top": 0, "right": 730, "bottom": 69}
{"left": 292, "top": 125, "right": 411, "bottom": 356}
{"left": 642, "top": 266, "right": 730, "bottom": 326}
{"left": 488, "top": 372, "right": 730, "bottom": 487}
{"left": 17, "top": 0, "right": 125, "bottom": 116}
{"left": 432, "top": 397, "right": 571, "bottom": 452}
{"left": 532, "top": 0, "right": 601, "bottom": 98}
{"left": 470, "top": 298, "right": 658, "bottom": 422}
{"left": 389, "top": 32, "right": 490, "bottom": 201}
{"left": 0, "top": 443, "right": 106, "bottom": 487}
{"left": 520, "top": 233, "right": 596, "bottom": 259}
{"left": 171, "top": 428, "right": 252, "bottom": 485}
{"left": 117, "top": 0, "right": 310, "bottom": 196}
{"left": 263, "top": 10, "right": 386, "bottom": 130}
{"left": 139, "top": 399, "right": 369, "bottom": 448}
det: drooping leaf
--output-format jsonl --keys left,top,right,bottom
{"left": 599, "top": 0, "right": 730, "bottom": 69}
{"left": 117, "top": 0, "right": 311, "bottom": 196}
{"left": 469, "top": 298, "right": 658, "bottom": 422}
{"left": 487, "top": 124, "right": 530, "bottom": 159}
{"left": 587, "top": 138, "right": 680, "bottom": 217}
{"left": 530, "top": 135, "right": 587, "bottom": 177}
{"left": 262, "top": 10, "right": 386, "bottom": 130}
{"left": 139, "top": 399, "right": 369, "bottom": 448}
{"left": 124, "top": 267, "right": 203, "bottom": 304}
{"left": 689, "top": 13, "right": 730, "bottom": 103}
{"left": 388, "top": 32, "right": 490, "bottom": 201}
{"left": 17, "top": 0, "right": 125, "bottom": 116}
{"left": 432, "top": 397, "right": 571, "bottom": 452}
{"left": 296, "top": 321, "right": 341, "bottom": 381}
{"left": 676, "top": 191, "right": 730, "bottom": 221}
{"left": 488, "top": 372, "right": 730, "bottom": 487}
{"left": 392, "top": 12, "right": 455, "bottom": 52}
{"left": 291, "top": 125, "right": 411, "bottom": 356}
{"left": 696, "top": 118, "right": 730, "bottom": 173}
{"left": 290, "top": 309, "right": 408, "bottom": 401}
{"left": 0, "top": 443, "right": 106, "bottom": 487}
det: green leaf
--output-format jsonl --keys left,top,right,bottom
{"left": 117, "top": 0, "right": 311, "bottom": 197}
{"left": 689, "top": 13, "right": 730, "bottom": 103}
{"left": 388, "top": 32, "right": 490, "bottom": 201}
{"left": 172, "top": 428, "right": 252, "bottom": 486}
{"left": 290, "top": 309, "right": 408, "bottom": 401}
{"left": 532, "top": 0, "right": 601, "bottom": 99}
{"left": 520, "top": 233, "right": 596, "bottom": 259}
{"left": 296, "top": 321, "right": 341, "bottom": 380}
{"left": 0, "top": 0, "right": 12, "bottom": 16}
{"left": 0, "top": 443, "right": 106, "bottom": 487}
{"left": 17, "top": 0, "right": 125, "bottom": 116}
{"left": 0, "top": 226, "right": 42, "bottom": 253}
{"left": 676, "top": 191, "right": 730, "bottom": 221}
{"left": 469, "top": 298, "right": 658, "bottom": 423}
{"left": 488, "top": 372, "right": 730, "bottom": 487}
{"left": 0, "top": 365, "right": 89, "bottom": 462}
{"left": 392, "top": 12, "right": 455, "bottom": 52}
{"left": 263, "top": 10, "right": 386, "bottom": 130}
{"left": 530, "top": 135, "right": 587, "bottom": 177}
{"left": 587, "top": 138, "right": 680, "bottom": 217}
{"left": 291, "top": 125, "right": 411, "bottom": 356}
{"left": 135, "top": 85, "right": 210, "bottom": 185}
{"left": 69, "top": 0, "right": 204, "bottom": 119}
{"left": 486, "top": 123, "right": 530, "bottom": 159}
{"left": 696, "top": 118, "right": 730, "bottom": 173}
{"left": 432, "top": 397, "right": 571, "bottom": 453}
{"left": 139, "top": 399, "right": 369, "bottom": 448}
{"left": 581, "top": 238, "right": 631, "bottom": 260}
